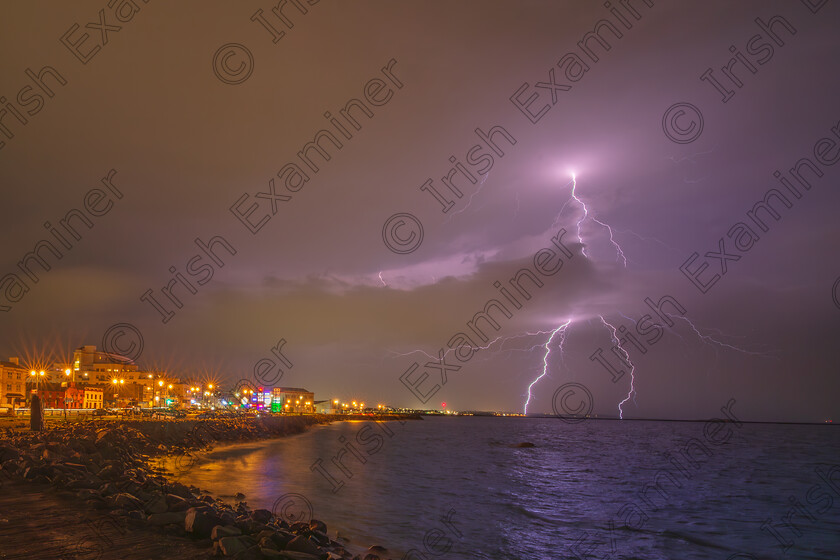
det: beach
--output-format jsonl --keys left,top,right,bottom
{"left": 0, "top": 415, "right": 418, "bottom": 560}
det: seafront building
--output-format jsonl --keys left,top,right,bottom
{"left": 83, "top": 386, "right": 105, "bottom": 409}
{"left": 38, "top": 383, "right": 85, "bottom": 409}
{"left": 271, "top": 387, "right": 316, "bottom": 413}
{"left": 72, "top": 345, "right": 141, "bottom": 382}
{"left": 2, "top": 345, "right": 330, "bottom": 413}
{"left": 0, "top": 358, "right": 28, "bottom": 409}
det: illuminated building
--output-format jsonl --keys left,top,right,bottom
{"left": 0, "top": 357, "right": 27, "bottom": 409}
{"left": 83, "top": 386, "right": 104, "bottom": 409}
{"left": 272, "top": 387, "right": 315, "bottom": 413}
{"left": 37, "top": 382, "right": 84, "bottom": 409}
{"left": 72, "top": 345, "right": 140, "bottom": 382}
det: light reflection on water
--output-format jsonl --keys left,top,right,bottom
{"left": 161, "top": 417, "right": 840, "bottom": 560}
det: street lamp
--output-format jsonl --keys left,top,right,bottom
{"left": 27, "top": 370, "right": 46, "bottom": 406}
{"left": 111, "top": 378, "right": 119, "bottom": 408}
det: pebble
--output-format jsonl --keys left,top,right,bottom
{"left": 0, "top": 418, "right": 401, "bottom": 560}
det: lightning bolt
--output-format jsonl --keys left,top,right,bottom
{"left": 378, "top": 271, "right": 387, "bottom": 287}
{"left": 568, "top": 173, "right": 589, "bottom": 257}
{"left": 524, "top": 320, "right": 571, "bottom": 415}
{"left": 599, "top": 315, "right": 636, "bottom": 419}
{"left": 613, "top": 227, "right": 680, "bottom": 255}
{"left": 666, "top": 314, "right": 773, "bottom": 358}
{"left": 561, "top": 174, "right": 627, "bottom": 266}
{"left": 445, "top": 171, "right": 491, "bottom": 222}
{"left": 388, "top": 328, "right": 557, "bottom": 363}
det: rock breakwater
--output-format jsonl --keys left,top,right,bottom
{"left": 0, "top": 415, "right": 412, "bottom": 559}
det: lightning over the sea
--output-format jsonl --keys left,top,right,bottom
{"left": 599, "top": 315, "right": 636, "bottom": 419}
{"left": 524, "top": 320, "right": 571, "bottom": 414}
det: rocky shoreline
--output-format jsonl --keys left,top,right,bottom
{"left": 0, "top": 415, "right": 419, "bottom": 560}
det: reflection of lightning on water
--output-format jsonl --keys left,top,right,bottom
{"left": 524, "top": 320, "right": 571, "bottom": 415}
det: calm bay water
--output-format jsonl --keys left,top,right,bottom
{"left": 164, "top": 417, "right": 840, "bottom": 559}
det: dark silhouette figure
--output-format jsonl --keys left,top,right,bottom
{"left": 30, "top": 394, "right": 43, "bottom": 432}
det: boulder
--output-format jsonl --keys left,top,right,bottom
{"left": 310, "top": 530, "right": 330, "bottom": 546}
{"left": 164, "top": 493, "right": 190, "bottom": 511}
{"left": 251, "top": 508, "right": 273, "bottom": 524}
{"left": 127, "top": 510, "right": 146, "bottom": 521}
{"left": 110, "top": 493, "right": 143, "bottom": 510}
{"left": 184, "top": 506, "right": 222, "bottom": 538}
{"left": 259, "top": 536, "right": 279, "bottom": 551}
{"left": 98, "top": 464, "right": 121, "bottom": 480}
{"left": 285, "top": 536, "right": 321, "bottom": 556}
{"left": 268, "top": 529, "right": 295, "bottom": 549}
{"left": 168, "top": 481, "right": 195, "bottom": 499}
{"left": 143, "top": 494, "right": 168, "bottom": 515}
{"left": 235, "top": 518, "right": 267, "bottom": 535}
{"left": 216, "top": 536, "right": 256, "bottom": 556}
{"left": 210, "top": 525, "right": 243, "bottom": 540}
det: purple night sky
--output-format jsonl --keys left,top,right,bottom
{"left": 1, "top": 0, "right": 838, "bottom": 421}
